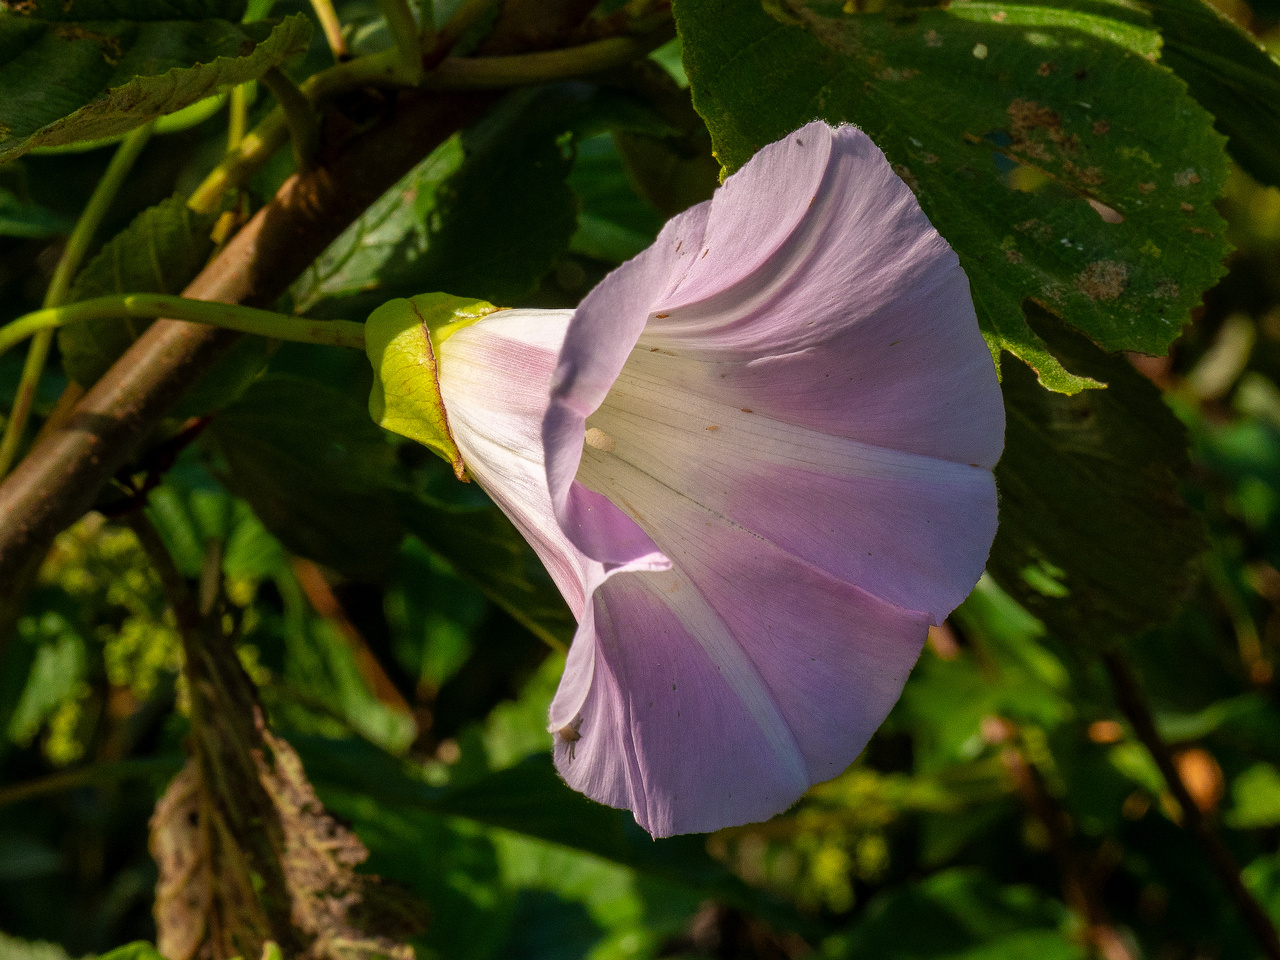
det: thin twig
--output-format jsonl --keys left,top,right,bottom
{"left": 228, "top": 82, "right": 253, "bottom": 152}
{"left": 996, "top": 721, "right": 1136, "bottom": 960}
{"left": 0, "top": 293, "right": 366, "bottom": 356}
{"left": 0, "top": 123, "right": 154, "bottom": 478}
{"left": 261, "top": 67, "right": 321, "bottom": 172}
{"left": 308, "top": 0, "right": 350, "bottom": 60}
{"left": 188, "top": 47, "right": 424, "bottom": 215}
{"left": 431, "top": 0, "right": 503, "bottom": 54}
{"left": 377, "top": 0, "right": 426, "bottom": 83}
{"left": 1103, "top": 649, "right": 1280, "bottom": 960}
{"left": 427, "top": 27, "right": 675, "bottom": 89}
{"left": 0, "top": 757, "right": 183, "bottom": 810}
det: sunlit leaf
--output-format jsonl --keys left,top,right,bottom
{"left": 0, "top": 10, "right": 310, "bottom": 160}
{"left": 675, "top": 0, "right": 1230, "bottom": 391}
{"left": 293, "top": 84, "right": 671, "bottom": 319}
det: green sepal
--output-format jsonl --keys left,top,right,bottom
{"left": 365, "top": 293, "right": 498, "bottom": 480}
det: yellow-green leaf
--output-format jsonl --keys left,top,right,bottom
{"left": 365, "top": 293, "right": 497, "bottom": 480}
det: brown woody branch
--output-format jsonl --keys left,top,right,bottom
{"left": 0, "top": 0, "right": 603, "bottom": 599}
{"left": 0, "top": 91, "right": 490, "bottom": 593}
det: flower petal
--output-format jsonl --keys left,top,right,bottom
{"left": 581, "top": 347, "right": 998, "bottom": 622}
{"left": 437, "top": 308, "right": 635, "bottom": 620}
{"left": 544, "top": 201, "right": 710, "bottom": 568}
{"left": 437, "top": 309, "right": 930, "bottom": 838}
{"left": 552, "top": 492, "right": 928, "bottom": 837}
{"left": 547, "top": 122, "right": 1003, "bottom": 578}
{"left": 647, "top": 121, "right": 1003, "bottom": 468}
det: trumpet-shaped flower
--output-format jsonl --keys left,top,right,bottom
{"left": 371, "top": 121, "right": 1003, "bottom": 837}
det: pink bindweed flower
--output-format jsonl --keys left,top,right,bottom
{"left": 424, "top": 120, "right": 1003, "bottom": 837}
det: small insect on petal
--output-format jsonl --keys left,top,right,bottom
{"left": 557, "top": 717, "right": 584, "bottom": 760}
{"left": 584, "top": 427, "right": 617, "bottom": 453}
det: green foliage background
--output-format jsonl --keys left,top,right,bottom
{"left": 2, "top": 0, "right": 1280, "bottom": 957}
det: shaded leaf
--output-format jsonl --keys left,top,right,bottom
{"left": 675, "top": 0, "right": 1230, "bottom": 391}
{"left": 1148, "top": 0, "right": 1280, "bottom": 188}
{"left": 986, "top": 308, "right": 1206, "bottom": 642}
{"left": 208, "top": 374, "right": 406, "bottom": 580}
{"left": 8, "top": 2, "right": 246, "bottom": 20}
{"left": 0, "top": 933, "right": 75, "bottom": 960}
{"left": 402, "top": 496, "right": 576, "bottom": 650}
{"left": 0, "top": 185, "right": 73, "bottom": 238}
{"left": 568, "top": 133, "right": 667, "bottom": 264}
{"left": 294, "top": 83, "right": 670, "bottom": 318}
{"left": 0, "top": 11, "right": 311, "bottom": 160}
{"left": 97, "top": 944, "right": 167, "bottom": 960}
{"left": 209, "top": 369, "right": 575, "bottom": 643}
{"left": 293, "top": 734, "right": 822, "bottom": 937}
{"left": 1226, "top": 763, "right": 1280, "bottom": 829}
{"left": 829, "top": 869, "right": 1083, "bottom": 959}
{"left": 60, "top": 195, "right": 222, "bottom": 387}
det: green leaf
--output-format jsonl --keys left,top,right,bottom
{"left": 207, "top": 374, "right": 406, "bottom": 579}
{"left": 9, "top": 2, "right": 246, "bottom": 20}
{"left": 1147, "top": 0, "right": 1280, "bottom": 188}
{"left": 1227, "top": 763, "right": 1280, "bottom": 829}
{"left": 0, "top": 11, "right": 311, "bottom": 160}
{"left": 7, "top": 628, "right": 86, "bottom": 747}
{"left": 96, "top": 943, "right": 166, "bottom": 960}
{"left": 0, "top": 185, "right": 73, "bottom": 237}
{"left": 293, "top": 84, "right": 668, "bottom": 318}
{"left": 568, "top": 133, "right": 667, "bottom": 264}
{"left": 985, "top": 309, "right": 1207, "bottom": 643}
{"left": 675, "top": 0, "right": 1230, "bottom": 391}
{"left": 0, "top": 932, "right": 74, "bottom": 960}
{"left": 274, "top": 571, "right": 418, "bottom": 753}
{"left": 0, "top": 612, "right": 42, "bottom": 763}
{"left": 828, "top": 869, "right": 1082, "bottom": 959}
{"left": 294, "top": 734, "right": 821, "bottom": 937}
{"left": 402, "top": 496, "right": 576, "bottom": 650}
{"left": 897, "top": 577, "right": 1071, "bottom": 772}
{"left": 59, "top": 195, "right": 221, "bottom": 387}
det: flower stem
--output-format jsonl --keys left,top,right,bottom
{"left": 0, "top": 295, "right": 366, "bottom": 357}
{"left": 426, "top": 27, "right": 675, "bottom": 89}
{"left": 189, "top": 109, "right": 287, "bottom": 215}
{"left": 377, "top": 0, "right": 426, "bottom": 83}
{"left": 308, "top": 0, "right": 349, "bottom": 60}
{"left": 227, "top": 82, "right": 253, "bottom": 152}
{"left": 261, "top": 66, "right": 321, "bottom": 172}
{"left": 0, "top": 123, "right": 155, "bottom": 479}
{"left": 187, "top": 48, "right": 415, "bottom": 215}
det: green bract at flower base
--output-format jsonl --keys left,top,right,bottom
{"left": 365, "top": 292, "right": 499, "bottom": 481}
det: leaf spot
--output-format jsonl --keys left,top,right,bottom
{"left": 1077, "top": 260, "right": 1129, "bottom": 301}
